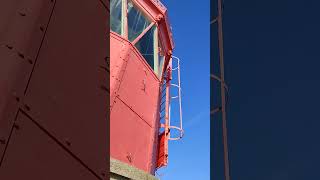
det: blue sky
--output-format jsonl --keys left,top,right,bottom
{"left": 156, "top": 1, "right": 210, "bottom": 179}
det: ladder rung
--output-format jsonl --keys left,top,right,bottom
{"left": 161, "top": 87, "right": 166, "bottom": 93}
{"left": 161, "top": 93, "right": 166, "bottom": 100}
{"left": 211, "top": 107, "right": 222, "bottom": 115}
{"left": 160, "top": 100, "right": 166, "bottom": 107}
{"left": 211, "top": 17, "right": 218, "bottom": 24}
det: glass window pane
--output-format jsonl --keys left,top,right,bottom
{"left": 158, "top": 40, "right": 165, "bottom": 78}
{"left": 110, "top": 0, "right": 122, "bottom": 35}
{"left": 158, "top": 56, "right": 165, "bottom": 77}
{"left": 127, "top": 0, "right": 151, "bottom": 42}
{"left": 135, "top": 26, "right": 155, "bottom": 70}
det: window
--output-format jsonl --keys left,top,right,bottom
{"left": 110, "top": 0, "right": 167, "bottom": 79}
{"left": 110, "top": 0, "right": 122, "bottom": 35}
{"left": 158, "top": 39, "right": 166, "bottom": 77}
{"left": 127, "top": 0, "right": 151, "bottom": 42}
{"left": 127, "top": 0, "right": 160, "bottom": 76}
{"left": 134, "top": 26, "right": 156, "bottom": 72}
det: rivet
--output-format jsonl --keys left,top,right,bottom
{"left": 27, "top": 59, "right": 33, "bottom": 64}
{"left": 126, "top": 153, "right": 132, "bottom": 163}
{"left": 18, "top": 52, "right": 25, "bottom": 59}
{"left": 19, "top": 12, "right": 26, "bottom": 16}
{"left": 5, "top": 45, "right": 13, "bottom": 50}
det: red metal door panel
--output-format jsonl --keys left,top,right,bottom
{"left": 110, "top": 97, "right": 153, "bottom": 173}
{"left": 22, "top": 0, "right": 108, "bottom": 178}
{"left": 117, "top": 48, "right": 160, "bottom": 128}
{"left": 110, "top": 33, "right": 129, "bottom": 109}
{"left": 0, "top": 0, "right": 54, "bottom": 161}
{"left": 0, "top": 111, "right": 99, "bottom": 180}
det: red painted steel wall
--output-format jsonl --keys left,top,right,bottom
{"left": 110, "top": 32, "right": 161, "bottom": 174}
{"left": 0, "top": 0, "right": 108, "bottom": 179}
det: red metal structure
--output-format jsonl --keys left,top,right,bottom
{"left": 0, "top": 0, "right": 108, "bottom": 179}
{"left": 110, "top": 0, "right": 183, "bottom": 175}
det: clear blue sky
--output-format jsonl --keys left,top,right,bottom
{"left": 156, "top": 1, "right": 210, "bottom": 179}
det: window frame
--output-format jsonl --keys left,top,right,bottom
{"left": 111, "top": 0, "right": 168, "bottom": 79}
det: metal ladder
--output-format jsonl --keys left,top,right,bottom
{"left": 157, "top": 56, "right": 183, "bottom": 169}
{"left": 159, "top": 56, "right": 183, "bottom": 140}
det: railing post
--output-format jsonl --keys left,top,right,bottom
{"left": 164, "top": 65, "right": 172, "bottom": 138}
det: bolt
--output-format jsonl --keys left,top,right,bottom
{"left": 5, "top": 45, "right": 13, "bottom": 50}
{"left": 19, "top": 12, "right": 26, "bottom": 16}
{"left": 126, "top": 153, "right": 132, "bottom": 163}
{"left": 18, "top": 52, "right": 25, "bottom": 59}
{"left": 27, "top": 59, "right": 33, "bottom": 64}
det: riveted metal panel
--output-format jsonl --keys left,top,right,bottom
{"left": 110, "top": 46, "right": 161, "bottom": 174}
{"left": 0, "top": 46, "right": 30, "bottom": 161}
{"left": 22, "top": 0, "right": 108, "bottom": 178}
{"left": 110, "top": 33, "right": 130, "bottom": 110}
{"left": 0, "top": 111, "right": 98, "bottom": 180}
{"left": 150, "top": 96, "right": 161, "bottom": 173}
{"left": 0, "top": 0, "right": 55, "bottom": 62}
{"left": 110, "top": 97, "right": 153, "bottom": 173}
{"left": 110, "top": 38, "right": 161, "bottom": 174}
{"left": 0, "top": 0, "right": 54, "bottom": 162}
{"left": 117, "top": 48, "right": 160, "bottom": 128}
